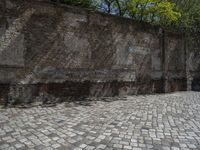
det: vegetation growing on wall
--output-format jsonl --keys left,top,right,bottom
{"left": 95, "top": 0, "right": 200, "bottom": 32}
{"left": 173, "top": 0, "right": 200, "bottom": 33}
{"left": 94, "top": 0, "right": 181, "bottom": 24}
{"left": 52, "top": 0, "right": 200, "bottom": 33}
{"left": 49, "top": 0, "right": 200, "bottom": 55}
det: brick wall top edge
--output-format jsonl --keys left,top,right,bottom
{"left": 24, "top": 0, "right": 184, "bottom": 36}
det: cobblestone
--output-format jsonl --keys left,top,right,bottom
{"left": 0, "top": 92, "right": 200, "bottom": 149}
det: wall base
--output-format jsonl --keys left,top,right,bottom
{"left": 0, "top": 79, "right": 187, "bottom": 105}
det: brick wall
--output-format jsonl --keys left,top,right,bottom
{"left": 0, "top": 0, "right": 189, "bottom": 103}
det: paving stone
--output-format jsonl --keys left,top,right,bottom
{"left": 85, "top": 146, "right": 95, "bottom": 150}
{"left": 162, "top": 147, "right": 171, "bottom": 150}
{"left": 123, "top": 145, "right": 132, "bottom": 149}
{"left": 187, "top": 144, "right": 196, "bottom": 149}
{"left": 172, "top": 147, "right": 181, "bottom": 150}
{"left": 97, "top": 144, "right": 107, "bottom": 149}
{"left": 0, "top": 92, "right": 200, "bottom": 149}
{"left": 0, "top": 144, "right": 9, "bottom": 149}
{"left": 51, "top": 143, "right": 61, "bottom": 149}
{"left": 14, "top": 143, "right": 25, "bottom": 149}
{"left": 74, "top": 148, "right": 82, "bottom": 150}
{"left": 79, "top": 144, "right": 87, "bottom": 148}
{"left": 113, "top": 144, "right": 123, "bottom": 148}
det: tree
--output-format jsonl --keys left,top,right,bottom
{"left": 173, "top": 0, "right": 200, "bottom": 32}
{"left": 93, "top": 0, "right": 126, "bottom": 16}
{"left": 94, "top": 0, "right": 181, "bottom": 24}
{"left": 121, "top": 0, "right": 181, "bottom": 24}
{"left": 51, "top": 0, "right": 200, "bottom": 33}
{"left": 173, "top": 0, "right": 200, "bottom": 53}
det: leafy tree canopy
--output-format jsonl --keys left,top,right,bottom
{"left": 52, "top": 0, "right": 200, "bottom": 33}
{"left": 126, "top": 0, "right": 181, "bottom": 23}
{"left": 173, "top": 0, "right": 200, "bottom": 33}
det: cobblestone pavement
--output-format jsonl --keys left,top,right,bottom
{"left": 1, "top": 92, "right": 200, "bottom": 150}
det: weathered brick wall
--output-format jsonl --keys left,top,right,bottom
{"left": 186, "top": 36, "right": 200, "bottom": 91}
{"left": 164, "top": 32, "right": 186, "bottom": 92}
{"left": 0, "top": 0, "right": 188, "bottom": 103}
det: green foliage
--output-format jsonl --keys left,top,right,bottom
{"left": 174, "top": 1, "right": 200, "bottom": 52}
{"left": 93, "top": 0, "right": 181, "bottom": 24}
{"left": 52, "top": 0, "right": 200, "bottom": 33}
{"left": 125, "top": 0, "right": 181, "bottom": 24}
{"left": 174, "top": 0, "right": 200, "bottom": 33}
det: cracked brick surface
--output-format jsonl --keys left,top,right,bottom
{"left": 1, "top": 92, "right": 200, "bottom": 150}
